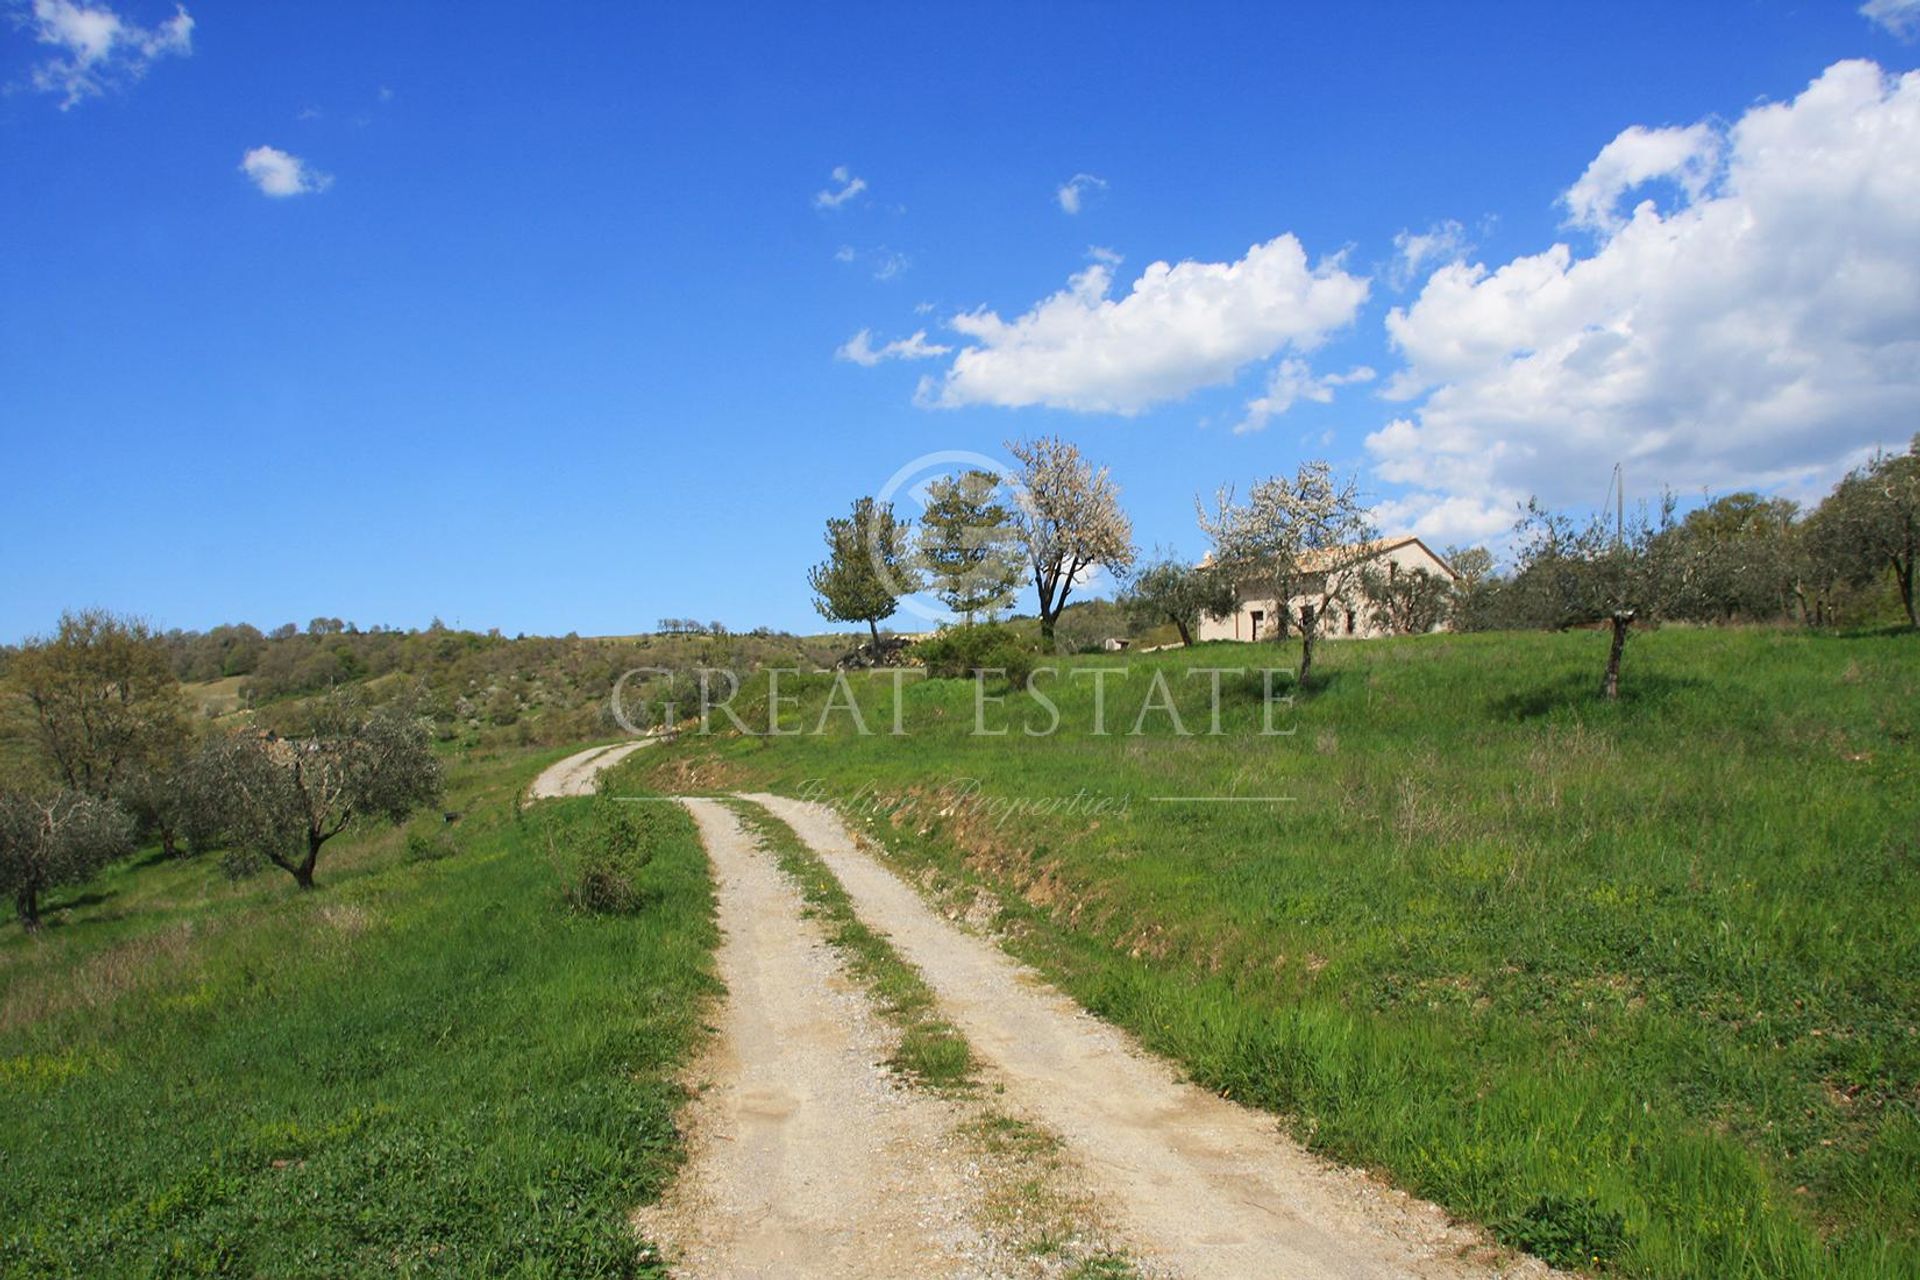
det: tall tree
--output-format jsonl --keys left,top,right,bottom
{"left": 1815, "top": 436, "right": 1920, "bottom": 627}
{"left": 1513, "top": 496, "right": 1678, "bottom": 700}
{"left": 7, "top": 610, "right": 190, "bottom": 797}
{"left": 190, "top": 693, "right": 442, "bottom": 890}
{"left": 916, "top": 470, "right": 1023, "bottom": 623}
{"left": 1120, "top": 553, "right": 1235, "bottom": 647}
{"left": 0, "top": 789, "right": 134, "bottom": 930}
{"left": 808, "top": 497, "right": 919, "bottom": 650}
{"left": 1197, "top": 461, "right": 1373, "bottom": 686}
{"left": 1006, "top": 436, "right": 1135, "bottom": 647}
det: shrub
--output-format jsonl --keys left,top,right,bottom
{"left": 1497, "top": 1194, "right": 1626, "bottom": 1270}
{"left": 915, "top": 624, "right": 1037, "bottom": 687}
{"left": 559, "top": 797, "right": 658, "bottom": 915}
{"left": 404, "top": 829, "right": 457, "bottom": 862}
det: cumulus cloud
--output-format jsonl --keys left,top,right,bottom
{"left": 814, "top": 165, "right": 867, "bottom": 210}
{"left": 1056, "top": 173, "right": 1107, "bottom": 215}
{"left": 1369, "top": 60, "right": 1920, "bottom": 548}
{"left": 1862, "top": 0, "right": 1920, "bottom": 38}
{"left": 23, "top": 0, "right": 192, "bottom": 108}
{"left": 240, "top": 146, "right": 331, "bottom": 197}
{"left": 1561, "top": 123, "right": 1722, "bottom": 233}
{"left": 1234, "top": 361, "right": 1375, "bottom": 435}
{"left": 836, "top": 329, "right": 953, "bottom": 367}
{"left": 916, "top": 235, "right": 1368, "bottom": 414}
{"left": 1389, "top": 220, "right": 1470, "bottom": 290}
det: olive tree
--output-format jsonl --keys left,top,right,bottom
{"left": 1198, "top": 461, "right": 1373, "bottom": 686}
{"left": 192, "top": 694, "right": 442, "bottom": 890}
{"left": 7, "top": 610, "right": 190, "bottom": 797}
{"left": 1120, "top": 553, "right": 1235, "bottom": 647}
{"left": 1358, "top": 563, "right": 1454, "bottom": 635}
{"left": 1513, "top": 496, "right": 1678, "bottom": 700}
{"left": 1814, "top": 436, "right": 1919, "bottom": 627}
{"left": 808, "top": 497, "right": 919, "bottom": 651}
{"left": 1007, "top": 436, "right": 1135, "bottom": 647}
{"left": 0, "top": 790, "right": 135, "bottom": 930}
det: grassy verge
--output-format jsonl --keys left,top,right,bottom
{"left": 628, "top": 627, "right": 1920, "bottom": 1279}
{"left": 0, "top": 744, "right": 720, "bottom": 1278}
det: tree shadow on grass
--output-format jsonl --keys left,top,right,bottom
{"left": 38, "top": 888, "right": 118, "bottom": 916}
{"left": 1489, "top": 671, "right": 1705, "bottom": 720}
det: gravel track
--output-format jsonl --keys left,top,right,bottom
{"left": 743, "top": 793, "right": 1547, "bottom": 1280}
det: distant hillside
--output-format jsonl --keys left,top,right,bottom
{"left": 157, "top": 621, "right": 851, "bottom": 747}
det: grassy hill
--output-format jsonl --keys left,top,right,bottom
{"left": 0, "top": 745, "right": 718, "bottom": 1277}
{"left": 610, "top": 626, "right": 1920, "bottom": 1278}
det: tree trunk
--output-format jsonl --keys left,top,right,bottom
{"left": 1175, "top": 618, "right": 1193, "bottom": 647}
{"left": 1299, "top": 627, "right": 1315, "bottom": 688}
{"left": 295, "top": 833, "right": 323, "bottom": 890}
{"left": 16, "top": 886, "right": 38, "bottom": 931}
{"left": 1039, "top": 610, "right": 1057, "bottom": 647}
{"left": 1897, "top": 557, "right": 1917, "bottom": 627}
{"left": 160, "top": 823, "right": 179, "bottom": 858}
{"left": 1601, "top": 612, "right": 1632, "bottom": 701}
{"left": 867, "top": 618, "right": 881, "bottom": 650}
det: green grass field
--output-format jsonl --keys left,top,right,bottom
{"left": 616, "top": 626, "right": 1920, "bottom": 1278}
{"left": 0, "top": 746, "right": 719, "bottom": 1278}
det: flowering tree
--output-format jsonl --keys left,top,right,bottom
{"left": 1007, "top": 436, "right": 1135, "bottom": 647}
{"left": 1197, "top": 461, "right": 1373, "bottom": 686}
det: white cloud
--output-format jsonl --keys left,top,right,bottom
{"left": 834, "top": 244, "right": 910, "bottom": 280}
{"left": 1370, "top": 60, "right": 1920, "bottom": 549}
{"left": 1056, "top": 173, "right": 1107, "bottom": 215}
{"left": 1561, "top": 123, "right": 1722, "bottom": 233}
{"left": 1862, "top": 0, "right": 1920, "bottom": 38}
{"left": 836, "top": 329, "right": 952, "bottom": 367}
{"left": 814, "top": 165, "right": 867, "bottom": 210}
{"left": 1389, "top": 220, "right": 1470, "bottom": 290}
{"left": 916, "top": 235, "right": 1369, "bottom": 414}
{"left": 1234, "top": 361, "right": 1376, "bottom": 435}
{"left": 24, "top": 0, "right": 192, "bottom": 109}
{"left": 1086, "top": 244, "right": 1123, "bottom": 265}
{"left": 239, "top": 145, "right": 332, "bottom": 197}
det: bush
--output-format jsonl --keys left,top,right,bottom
{"left": 404, "top": 829, "right": 457, "bottom": 862}
{"left": 915, "top": 624, "right": 1037, "bottom": 687}
{"left": 1497, "top": 1194, "right": 1627, "bottom": 1270}
{"left": 559, "top": 797, "right": 658, "bottom": 915}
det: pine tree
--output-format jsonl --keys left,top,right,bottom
{"left": 916, "top": 470, "right": 1023, "bottom": 623}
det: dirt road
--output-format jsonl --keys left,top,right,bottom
{"left": 525, "top": 740, "right": 653, "bottom": 799}
{"left": 634, "top": 800, "right": 1004, "bottom": 1279}
{"left": 743, "top": 794, "right": 1540, "bottom": 1280}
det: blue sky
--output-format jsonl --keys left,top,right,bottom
{"left": 4, "top": 1, "right": 1919, "bottom": 642}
